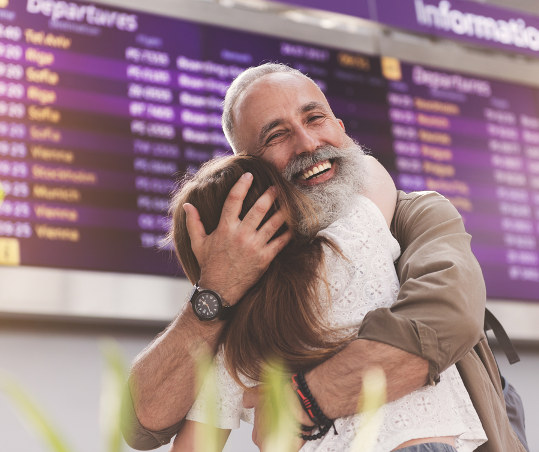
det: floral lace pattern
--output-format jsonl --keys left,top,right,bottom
{"left": 187, "top": 195, "right": 486, "bottom": 451}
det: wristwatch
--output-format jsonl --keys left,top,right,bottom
{"left": 189, "top": 283, "right": 232, "bottom": 321}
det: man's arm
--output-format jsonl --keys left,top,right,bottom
{"left": 122, "top": 306, "right": 226, "bottom": 449}
{"left": 359, "top": 191, "right": 486, "bottom": 382}
{"left": 307, "top": 190, "right": 486, "bottom": 419}
{"left": 123, "top": 173, "right": 292, "bottom": 449}
{"left": 245, "top": 189, "right": 486, "bottom": 443}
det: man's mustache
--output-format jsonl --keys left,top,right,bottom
{"left": 281, "top": 145, "right": 347, "bottom": 182}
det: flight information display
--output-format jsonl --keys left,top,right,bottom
{"left": 1, "top": 0, "right": 539, "bottom": 302}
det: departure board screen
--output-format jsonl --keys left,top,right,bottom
{"left": 383, "top": 61, "right": 539, "bottom": 301}
{"left": 1, "top": 1, "right": 539, "bottom": 302}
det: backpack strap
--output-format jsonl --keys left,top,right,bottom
{"left": 484, "top": 308, "right": 520, "bottom": 364}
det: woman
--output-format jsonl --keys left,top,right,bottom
{"left": 168, "top": 154, "right": 486, "bottom": 451}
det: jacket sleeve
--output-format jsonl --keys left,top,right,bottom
{"left": 121, "top": 387, "right": 183, "bottom": 450}
{"left": 357, "top": 190, "right": 486, "bottom": 385}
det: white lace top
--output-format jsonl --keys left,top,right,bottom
{"left": 187, "top": 194, "right": 487, "bottom": 451}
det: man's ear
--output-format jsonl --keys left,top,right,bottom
{"left": 337, "top": 118, "right": 345, "bottom": 131}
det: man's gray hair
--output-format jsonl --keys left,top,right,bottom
{"left": 222, "top": 63, "right": 314, "bottom": 154}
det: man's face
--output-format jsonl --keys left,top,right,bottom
{"left": 232, "top": 72, "right": 349, "bottom": 185}
{"left": 284, "top": 142, "right": 367, "bottom": 235}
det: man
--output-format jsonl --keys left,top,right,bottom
{"left": 122, "top": 63, "right": 525, "bottom": 451}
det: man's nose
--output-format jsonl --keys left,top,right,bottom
{"left": 293, "top": 125, "right": 320, "bottom": 155}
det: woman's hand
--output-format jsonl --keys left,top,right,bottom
{"left": 243, "top": 384, "right": 308, "bottom": 451}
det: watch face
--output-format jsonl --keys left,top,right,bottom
{"left": 193, "top": 290, "right": 221, "bottom": 320}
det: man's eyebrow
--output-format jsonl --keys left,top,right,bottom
{"left": 300, "top": 101, "right": 326, "bottom": 113}
{"left": 259, "top": 119, "right": 282, "bottom": 144}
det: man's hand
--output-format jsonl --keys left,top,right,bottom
{"left": 184, "top": 172, "right": 292, "bottom": 304}
{"left": 243, "top": 384, "right": 308, "bottom": 451}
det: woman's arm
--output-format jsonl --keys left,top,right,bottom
{"left": 361, "top": 155, "right": 397, "bottom": 227}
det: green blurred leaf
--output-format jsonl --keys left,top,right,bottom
{"left": 100, "top": 339, "right": 128, "bottom": 452}
{"left": 1, "top": 339, "right": 133, "bottom": 452}
{"left": 0, "top": 373, "right": 73, "bottom": 452}
{"left": 194, "top": 349, "right": 221, "bottom": 452}
{"left": 350, "top": 367, "right": 386, "bottom": 452}
{"left": 261, "top": 361, "right": 297, "bottom": 452}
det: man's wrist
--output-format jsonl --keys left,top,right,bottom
{"left": 283, "top": 376, "right": 314, "bottom": 428}
{"left": 197, "top": 278, "right": 242, "bottom": 306}
{"left": 181, "top": 302, "right": 226, "bottom": 337}
{"left": 189, "top": 281, "right": 237, "bottom": 322}
{"left": 303, "top": 365, "right": 336, "bottom": 420}
{"left": 290, "top": 371, "right": 336, "bottom": 441}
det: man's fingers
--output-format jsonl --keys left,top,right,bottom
{"left": 241, "top": 186, "right": 277, "bottom": 232}
{"left": 183, "top": 203, "right": 206, "bottom": 246}
{"left": 256, "top": 209, "right": 288, "bottom": 245}
{"left": 220, "top": 172, "right": 254, "bottom": 221}
{"left": 266, "top": 228, "right": 293, "bottom": 256}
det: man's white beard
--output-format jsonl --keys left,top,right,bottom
{"left": 282, "top": 141, "right": 367, "bottom": 236}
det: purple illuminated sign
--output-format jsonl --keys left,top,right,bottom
{"left": 270, "top": 0, "right": 539, "bottom": 58}
{"left": 376, "top": 0, "right": 539, "bottom": 59}
{"left": 1, "top": 0, "right": 539, "bottom": 303}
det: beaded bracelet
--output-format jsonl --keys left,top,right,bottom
{"left": 291, "top": 371, "right": 337, "bottom": 441}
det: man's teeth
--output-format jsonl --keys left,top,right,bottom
{"left": 300, "top": 161, "right": 332, "bottom": 180}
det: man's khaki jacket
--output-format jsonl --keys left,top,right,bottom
{"left": 359, "top": 190, "right": 526, "bottom": 452}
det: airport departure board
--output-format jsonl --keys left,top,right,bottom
{"left": 1, "top": 0, "right": 539, "bottom": 302}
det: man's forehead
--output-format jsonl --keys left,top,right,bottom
{"left": 235, "top": 74, "right": 329, "bottom": 123}
{"left": 238, "top": 73, "right": 325, "bottom": 107}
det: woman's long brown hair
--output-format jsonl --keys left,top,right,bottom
{"left": 168, "top": 155, "right": 347, "bottom": 385}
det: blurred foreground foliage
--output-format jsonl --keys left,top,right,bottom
{"left": 1, "top": 341, "right": 386, "bottom": 452}
{"left": 0, "top": 339, "right": 128, "bottom": 452}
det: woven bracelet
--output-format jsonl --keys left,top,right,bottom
{"left": 291, "top": 371, "right": 337, "bottom": 441}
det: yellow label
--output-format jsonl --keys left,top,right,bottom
{"left": 338, "top": 52, "right": 371, "bottom": 71}
{"left": 0, "top": 238, "right": 20, "bottom": 266}
{"left": 381, "top": 56, "right": 402, "bottom": 81}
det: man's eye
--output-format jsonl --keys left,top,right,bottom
{"left": 308, "top": 115, "right": 324, "bottom": 122}
{"left": 266, "top": 132, "right": 284, "bottom": 144}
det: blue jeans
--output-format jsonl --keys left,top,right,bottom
{"left": 394, "top": 443, "right": 457, "bottom": 452}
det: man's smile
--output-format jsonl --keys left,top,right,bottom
{"left": 295, "top": 159, "right": 336, "bottom": 186}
